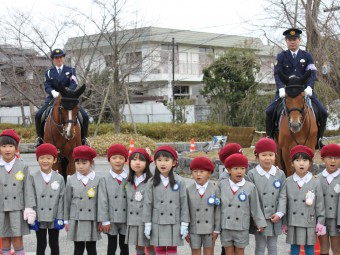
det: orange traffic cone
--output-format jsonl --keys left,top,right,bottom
{"left": 128, "top": 138, "right": 135, "bottom": 155}
{"left": 190, "top": 138, "right": 196, "bottom": 152}
{"left": 132, "top": 247, "right": 149, "bottom": 255}
{"left": 298, "top": 237, "right": 321, "bottom": 255}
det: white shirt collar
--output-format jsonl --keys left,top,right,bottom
{"left": 256, "top": 165, "right": 277, "bottom": 179}
{"left": 110, "top": 170, "right": 127, "bottom": 181}
{"left": 229, "top": 178, "right": 245, "bottom": 192}
{"left": 195, "top": 181, "right": 209, "bottom": 195}
{"left": 56, "top": 65, "right": 64, "bottom": 71}
{"left": 0, "top": 157, "right": 16, "bottom": 172}
{"left": 322, "top": 168, "right": 340, "bottom": 184}
{"left": 293, "top": 172, "right": 312, "bottom": 187}
{"left": 77, "top": 171, "right": 95, "bottom": 185}
{"left": 160, "top": 174, "right": 169, "bottom": 187}
{"left": 134, "top": 173, "right": 146, "bottom": 186}
{"left": 290, "top": 49, "right": 299, "bottom": 56}
{"left": 40, "top": 170, "right": 53, "bottom": 183}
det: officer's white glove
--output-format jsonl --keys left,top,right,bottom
{"left": 51, "top": 90, "right": 60, "bottom": 98}
{"left": 180, "top": 222, "right": 189, "bottom": 239}
{"left": 304, "top": 86, "right": 313, "bottom": 97}
{"left": 144, "top": 223, "right": 152, "bottom": 239}
{"left": 279, "top": 88, "right": 285, "bottom": 98}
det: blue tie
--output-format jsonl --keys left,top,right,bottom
{"left": 58, "top": 68, "right": 61, "bottom": 75}
{"left": 292, "top": 53, "right": 296, "bottom": 59}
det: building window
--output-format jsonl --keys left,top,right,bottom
{"left": 160, "top": 44, "right": 179, "bottom": 73}
{"left": 199, "top": 47, "right": 214, "bottom": 72}
{"left": 174, "top": 86, "right": 190, "bottom": 99}
{"left": 125, "top": 51, "right": 143, "bottom": 72}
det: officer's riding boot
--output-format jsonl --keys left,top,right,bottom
{"left": 34, "top": 121, "right": 43, "bottom": 148}
{"left": 265, "top": 116, "right": 274, "bottom": 139}
{"left": 317, "top": 118, "right": 327, "bottom": 149}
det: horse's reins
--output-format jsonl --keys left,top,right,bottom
{"left": 282, "top": 95, "right": 312, "bottom": 145}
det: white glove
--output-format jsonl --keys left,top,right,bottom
{"left": 180, "top": 222, "right": 189, "bottom": 239}
{"left": 144, "top": 223, "right": 152, "bottom": 239}
{"left": 23, "top": 208, "right": 36, "bottom": 225}
{"left": 304, "top": 86, "right": 313, "bottom": 97}
{"left": 279, "top": 88, "right": 285, "bottom": 98}
{"left": 51, "top": 90, "right": 60, "bottom": 98}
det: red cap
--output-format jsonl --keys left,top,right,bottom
{"left": 107, "top": 144, "right": 129, "bottom": 161}
{"left": 321, "top": 144, "right": 340, "bottom": 158}
{"left": 72, "top": 146, "right": 97, "bottom": 161}
{"left": 254, "top": 138, "right": 277, "bottom": 155}
{"left": 129, "top": 148, "right": 153, "bottom": 163}
{"left": 190, "top": 156, "right": 215, "bottom": 173}
{"left": 290, "top": 145, "right": 314, "bottom": 160}
{"left": 154, "top": 145, "right": 178, "bottom": 166}
{"left": 36, "top": 143, "right": 58, "bottom": 160}
{"left": 224, "top": 154, "right": 248, "bottom": 169}
{"left": 0, "top": 129, "right": 20, "bottom": 144}
{"left": 219, "top": 143, "right": 242, "bottom": 163}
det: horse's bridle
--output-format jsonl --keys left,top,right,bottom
{"left": 281, "top": 94, "right": 312, "bottom": 145}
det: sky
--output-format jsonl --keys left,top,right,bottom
{"left": 1, "top": 0, "right": 268, "bottom": 37}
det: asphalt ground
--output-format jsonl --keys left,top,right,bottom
{"left": 18, "top": 153, "right": 291, "bottom": 254}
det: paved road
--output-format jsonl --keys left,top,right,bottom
{"left": 20, "top": 153, "right": 290, "bottom": 255}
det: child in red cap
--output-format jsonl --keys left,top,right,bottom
{"left": 219, "top": 154, "right": 266, "bottom": 255}
{"left": 218, "top": 143, "right": 243, "bottom": 181}
{"left": 125, "top": 148, "right": 155, "bottom": 255}
{"left": 317, "top": 144, "right": 340, "bottom": 255}
{"left": 186, "top": 156, "right": 220, "bottom": 255}
{"left": 143, "top": 145, "right": 190, "bottom": 255}
{"left": 64, "top": 145, "right": 101, "bottom": 255}
{"left": 0, "top": 129, "right": 36, "bottom": 255}
{"left": 247, "top": 138, "right": 286, "bottom": 255}
{"left": 31, "top": 143, "right": 65, "bottom": 254}
{"left": 285, "top": 145, "right": 325, "bottom": 255}
{"left": 98, "top": 144, "right": 129, "bottom": 255}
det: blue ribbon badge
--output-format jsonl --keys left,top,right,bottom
{"left": 238, "top": 190, "right": 247, "bottom": 202}
{"left": 208, "top": 195, "right": 221, "bottom": 205}
{"left": 172, "top": 182, "right": 180, "bottom": 191}
{"left": 273, "top": 179, "right": 281, "bottom": 189}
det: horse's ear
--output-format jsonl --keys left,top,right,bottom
{"left": 278, "top": 71, "right": 289, "bottom": 85}
{"left": 75, "top": 84, "right": 86, "bottom": 98}
{"left": 58, "top": 82, "right": 68, "bottom": 96}
{"left": 300, "top": 70, "right": 312, "bottom": 85}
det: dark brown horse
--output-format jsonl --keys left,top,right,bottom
{"left": 44, "top": 83, "right": 86, "bottom": 180}
{"left": 276, "top": 71, "right": 318, "bottom": 176}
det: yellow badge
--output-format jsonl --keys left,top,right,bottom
{"left": 290, "top": 30, "right": 295, "bottom": 36}
{"left": 15, "top": 170, "right": 24, "bottom": 181}
{"left": 56, "top": 50, "right": 60, "bottom": 53}
{"left": 87, "top": 187, "right": 96, "bottom": 198}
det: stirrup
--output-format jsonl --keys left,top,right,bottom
{"left": 318, "top": 137, "right": 328, "bottom": 149}
{"left": 34, "top": 137, "right": 43, "bottom": 148}
{"left": 82, "top": 138, "right": 90, "bottom": 146}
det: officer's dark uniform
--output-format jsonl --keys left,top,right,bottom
{"left": 265, "top": 28, "right": 327, "bottom": 144}
{"left": 35, "top": 49, "right": 89, "bottom": 146}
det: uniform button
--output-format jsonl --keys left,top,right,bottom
{"left": 271, "top": 205, "right": 274, "bottom": 208}
{"left": 197, "top": 209, "right": 199, "bottom": 212}
{"left": 197, "top": 221, "right": 200, "bottom": 223}
{"left": 237, "top": 205, "right": 240, "bottom": 208}
{"left": 80, "top": 209, "right": 82, "bottom": 211}
{"left": 227, "top": 217, "right": 230, "bottom": 219}
{"left": 293, "top": 212, "right": 296, "bottom": 215}
{"left": 88, "top": 209, "right": 91, "bottom": 212}
{"left": 123, "top": 196, "right": 126, "bottom": 198}
{"left": 161, "top": 200, "right": 164, "bottom": 203}
{"left": 323, "top": 194, "right": 326, "bottom": 197}
{"left": 50, "top": 195, "right": 53, "bottom": 198}
{"left": 123, "top": 209, "right": 126, "bottom": 211}
{"left": 228, "top": 204, "right": 232, "bottom": 207}
{"left": 13, "top": 183, "right": 16, "bottom": 186}
{"left": 4, "top": 197, "right": 7, "bottom": 200}
{"left": 42, "top": 195, "right": 45, "bottom": 198}
{"left": 115, "top": 196, "right": 117, "bottom": 198}
{"left": 136, "top": 212, "right": 139, "bottom": 215}
{"left": 4, "top": 184, "right": 7, "bottom": 187}
{"left": 115, "top": 209, "right": 118, "bottom": 211}
{"left": 302, "top": 200, "right": 305, "bottom": 203}
{"left": 263, "top": 193, "right": 266, "bottom": 195}
{"left": 130, "top": 199, "right": 133, "bottom": 202}
{"left": 80, "top": 198, "right": 83, "bottom": 200}
{"left": 329, "top": 207, "right": 332, "bottom": 210}
{"left": 169, "top": 200, "right": 173, "bottom": 203}
{"left": 236, "top": 218, "right": 239, "bottom": 220}
{"left": 41, "top": 208, "right": 44, "bottom": 210}
{"left": 161, "top": 213, "right": 164, "bottom": 215}
{"left": 49, "top": 208, "right": 52, "bottom": 211}
{"left": 206, "top": 221, "right": 208, "bottom": 223}
{"left": 264, "top": 206, "right": 267, "bottom": 208}
{"left": 13, "top": 197, "right": 16, "bottom": 199}
{"left": 272, "top": 192, "right": 275, "bottom": 195}
{"left": 294, "top": 199, "right": 297, "bottom": 202}
{"left": 170, "top": 213, "right": 173, "bottom": 216}
{"left": 205, "top": 208, "right": 208, "bottom": 211}
{"left": 331, "top": 195, "right": 334, "bottom": 198}
{"left": 301, "top": 213, "right": 304, "bottom": 216}
{"left": 130, "top": 212, "right": 133, "bottom": 214}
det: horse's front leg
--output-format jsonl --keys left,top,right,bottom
{"left": 282, "top": 146, "right": 293, "bottom": 176}
{"left": 67, "top": 157, "right": 76, "bottom": 177}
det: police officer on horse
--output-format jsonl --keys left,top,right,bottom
{"left": 35, "top": 49, "right": 89, "bottom": 147}
{"left": 265, "top": 28, "right": 327, "bottom": 147}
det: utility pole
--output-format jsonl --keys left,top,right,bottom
{"left": 172, "top": 37, "right": 175, "bottom": 122}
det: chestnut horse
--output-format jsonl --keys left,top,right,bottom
{"left": 275, "top": 71, "right": 318, "bottom": 176}
{"left": 43, "top": 83, "right": 86, "bottom": 180}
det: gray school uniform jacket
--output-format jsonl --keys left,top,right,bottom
{"left": 143, "top": 174, "right": 190, "bottom": 225}
{"left": 31, "top": 171, "right": 65, "bottom": 222}
{"left": 0, "top": 158, "right": 35, "bottom": 211}
{"left": 219, "top": 179, "right": 267, "bottom": 230}
{"left": 187, "top": 182, "right": 221, "bottom": 234}
{"left": 64, "top": 174, "right": 101, "bottom": 221}
{"left": 317, "top": 171, "right": 340, "bottom": 219}
{"left": 286, "top": 175, "right": 325, "bottom": 227}
{"left": 247, "top": 167, "right": 287, "bottom": 219}
{"left": 126, "top": 181, "right": 147, "bottom": 226}
{"left": 97, "top": 173, "right": 127, "bottom": 223}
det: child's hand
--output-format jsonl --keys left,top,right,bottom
{"left": 185, "top": 234, "right": 190, "bottom": 243}
{"left": 257, "top": 227, "right": 265, "bottom": 233}
{"left": 65, "top": 224, "right": 69, "bottom": 232}
{"left": 212, "top": 232, "right": 219, "bottom": 243}
{"left": 102, "top": 224, "right": 111, "bottom": 233}
{"left": 271, "top": 214, "right": 280, "bottom": 223}
{"left": 97, "top": 222, "right": 103, "bottom": 232}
